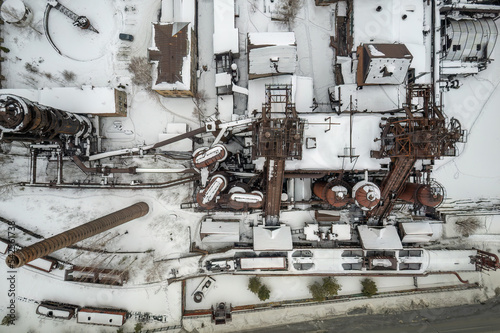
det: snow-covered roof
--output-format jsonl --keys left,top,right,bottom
{"left": 149, "top": 23, "right": 193, "bottom": 92}
{"left": 304, "top": 223, "right": 320, "bottom": 241}
{"left": 401, "top": 222, "right": 434, "bottom": 243}
{"left": 284, "top": 113, "right": 389, "bottom": 171}
{"left": 357, "top": 44, "right": 413, "bottom": 85}
{"left": 217, "top": 95, "right": 234, "bottom": 122}
{"left": 160, "top": 0, "right": 195, "bottom": 24}
{"left": 332, "top": 84, "right": 405, "bottom": 112}
{"left": 358, "top": 225, "right": 403, "bottom": 250}
{"left": 253, "top": 226, "right": 293, "bottom": 251}
{"left": 331, "top": 224, "right": 351, "bottom": 241}
{"left": 352, "top": 0, "right": 429, "bottom": 83}
{"left": 248, "top": 32, "right": 296, "bottom": 46}
{"left": 213, "top": 0, "right": 239, "bottom": 54}
{"left": 0, "top": 87, "right": 126, "bottom": 116}
{"left": 201, "top": 221, "right": 239, "bottom": 237}
{"left": 248, "top": 46, "right": 297, "bottom": 78}
{"left": 27, "top": 258, "right": 54, "bottom": 272}
{"left": 248, "top": 32, "right": 297, "bottom": 79}
{"left": 215, "top": 73, "right": 232, "bottom": 88}
{"left": 157, "top": 123, "right": 192, "bottom": 152}
{"left": 239, "top": 257, "right": 286, "bottom": 270}
{"left": 77, "top": 310, "right": 124, "bottom": 327}
{"left": 353, "top": 0, "right": 424, "bottom": 47}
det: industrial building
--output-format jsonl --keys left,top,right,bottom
{"left": 0, "top": 0, "right": 499, "bottom": 332}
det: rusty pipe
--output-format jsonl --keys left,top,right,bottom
{"left": 6, "top": 202, "right": 149, "bottom": 269}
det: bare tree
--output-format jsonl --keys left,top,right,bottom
{"left": 276, "top": 0, "right": 303, "bottom": 26}
{"left": 455, "top": 217, "right": 481, "bottom": 237}
{"left": 128, "top": 57, "right": 152, "bottom": 87}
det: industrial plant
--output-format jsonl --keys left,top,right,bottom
{"left": 0, "top": 0, "right": 499, "bottom": 332}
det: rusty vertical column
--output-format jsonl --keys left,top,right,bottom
{"left": 6, "top": 202, "right": 149, "bottom": 269}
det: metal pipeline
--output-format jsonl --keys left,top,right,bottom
{"left": 6, "top": 202, "right": 149, "bottom": 269}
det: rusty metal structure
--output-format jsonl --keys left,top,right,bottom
{"left": 313, "top": 180, "right": 351, "bottom": 208}
{"left": 369, "top": 84, "right": 465, "bottom": 222}
{"left": 472, "top": 249, "right": 500, "bottom": 271}
{"left": 252, "top": 85, "right": 304, "bottom": 225}
{"left": 0, "top": 94, "right": 93, "bottom": 143}
{"left": 6, "top": 202, "right": 149, "bottom": 269}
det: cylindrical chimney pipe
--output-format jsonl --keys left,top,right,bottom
{"left": 0, "top": 94, "right": 93, "bottom": 140}
{"left": 6, "top": 202, "right": 149, "bottom": 269}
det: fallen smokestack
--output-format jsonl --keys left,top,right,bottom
{"left": 6, "top": 202, "right": 149, "bottom": 269}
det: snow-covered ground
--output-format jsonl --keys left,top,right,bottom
{"left": 0, "top": 0, "right": 499, "bottom": 332}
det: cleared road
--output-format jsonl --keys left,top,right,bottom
{"left": 242, "top": 299, "right": 500, "bottom": 333}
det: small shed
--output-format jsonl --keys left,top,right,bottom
{"left": 200, "top": 220, "right": 239, "bottom": 243}
{"left": 356, "top": 43, "right": 413, "bottom": 86}
{"left": 247, "top": 32, "right": 297, "bottom": 79}
{"left": 357, "top": 225, "right": 403, "bottom": 250}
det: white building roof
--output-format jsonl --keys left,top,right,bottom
{"left": 284, "top": 113, "right": 389, "bottom": 171}
{"left": 358, "top": 225, "right": 403, "bottom": 250}
{"left": 248, "top": 32, "right": 296, "bottom": 46}
{"left": 331, "top": 224, "right": 351, "bottom": 241}
{"left": 158, "top": 123, "right": 192, "bottom": 152}
{"left": 77, "top": 311, "right": 124, "bottom": 327}
{"left": 401, "top": 222, "right": 434, "bottom": 243}
{"left": 215, "top": 73, "right": 232, "bottom": 87}
{"left": 213, "top": 0, "right": 239, "bottom": 54}
{"left": 201, "top": 221, "right": 239, "bottom": 235}
{"left": 160, "top": 0, "right": 195, "bottom": 23}
{"left": 248, "top": 45, "right": 297, "bottom": 77}
{"left": 0, "top": 87, "right": 122, "bottom": 115}
{"left": 253, "top": 226, "right": 293, "bottom": 251}
{"left": 217, "top": 95, "right": 234, "bottom": 122}
{"left": 353, "top": 0, "right": 429, "bottom": 83}
{"left": 240, "top": 257, "right": 286, "bottom": 270}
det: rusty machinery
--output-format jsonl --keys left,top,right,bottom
{"left": 369, "top": 84, "right": 465, "bottom": 222}
{"left": 6, "top": 202, "right": 149, "bottom": 268}
{"left": 0, "top": 94, "right": 93, "bottom": 144}
{"left": 252, "top": 84, "right": 305, "bottom": 225}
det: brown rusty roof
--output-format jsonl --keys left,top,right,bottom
{"left": 149, "top": 23, "right": 189, "bottom": 86}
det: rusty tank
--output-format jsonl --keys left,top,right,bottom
{"left": 196, "top": 174, "right": 228, "bottom": 209}
{"left": 313, "top": 180, "right": 351, "bottom": 208}
{"left": 352, "top": 181, "right": 381, "bottom": 211}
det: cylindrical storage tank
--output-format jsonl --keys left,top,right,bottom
{"left": 228, "top": 190, "right": 264, "bottom": 210}
{"left": 192, "top": 144, "right": 228, "bottom": 170}
{"left": 196, "top": 174, "right": 227, "bottom": 209}
{"left": 352, "top": 181, "right": 380, "bottom": 211}
{"left": 0, "top": 94, "right": 93, "bottom": 139}
{"left": 313, "top": 180, "right": 350, "bottom": 208}
{"left": 313, "top": 181, "right": 328, "bottom": 200}
{"left": 398, "top": 182, "right": 444, "bottom": 208}
{"left": 294, "top": 178, "right": 311, "bottom": 210}
{"left": 398, "top": 182, "right": 420, "bottom": 203}
{"left": 6, "top": 202, "right": 149, "bottom": 269}
{"left": 416, "top": 182, "right": 444, "bottom": 207}
{"left": 0, "top": 0, "right": 33, "bottom": 27}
